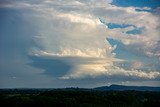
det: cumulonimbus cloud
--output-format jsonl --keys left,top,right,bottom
{"left": 24, "top": 0, "right": 160, "bottom": 80}
{"left": 1, "top": 0, "right": 160, "bottom": 87}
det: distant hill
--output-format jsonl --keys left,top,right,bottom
{"left": 94, "top": 84, "right": 160, "bottom": 91}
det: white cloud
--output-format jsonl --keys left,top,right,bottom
{"left": 57, "top": 13, "right": 101, "bottom": 27}
{"left": 31, "top": 48, "right": 107, "bottom": 58}
{"left": 61, "top": 65, "right": 160, "bottom": 79}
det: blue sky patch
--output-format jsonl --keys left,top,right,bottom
{"left": 106, "top": 38, "right": 149, "bottom": 61}
{"left": 126, "top": 27, "right": 144, "bottom": 35}
{"left": 107, "top": 23, "right": 133, "bottom": 29}
{"left": 100, "top": 18, "right": 144, "bottom": 35}
{"left": 99, "top": 18, "right": 134, "bottom": 29}
{"left": 135, "top": 8, "right": 153, "bottom": 12}
{"left": 111, "top": 0, "right": 160, "bottom": 9}
{"left": 106, "top": 38, "right": 124, "bottom": 47}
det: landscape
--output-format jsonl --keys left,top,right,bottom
{"left": 0, "top": 85, "right": 160, "bottom": 107}
{"left": 0, "top": 0, "right": 160, "bottom": 107}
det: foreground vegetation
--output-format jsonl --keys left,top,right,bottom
{"left": 0, "top": 89, "right": 160, "bottom": 107}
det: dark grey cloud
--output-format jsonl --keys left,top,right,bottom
{"left": 28, "top": 56, "right": 72, "bottom": 77}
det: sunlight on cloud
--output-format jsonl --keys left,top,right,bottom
{"left": 61, "top": 65, "right": 160, "bottom": 79}
{"left": 57, "top": 13, "right": 101, "bottom": 27}
{"left": 31, "top": 48, "right": 107, "bottom": 58}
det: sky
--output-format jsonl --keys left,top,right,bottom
{"left": 0, "top": 0, "right": 160, "bottom": 88}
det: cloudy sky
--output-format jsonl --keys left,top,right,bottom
{"left": 0, "top": 0, "right": 160, "bottom": 88}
